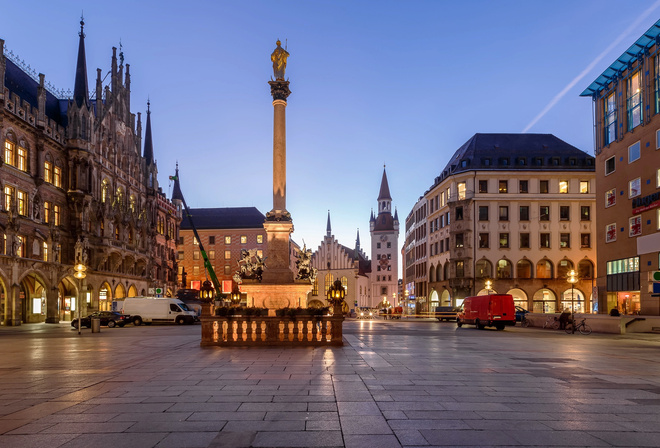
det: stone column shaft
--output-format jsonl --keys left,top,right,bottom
{"left": 273, "top": 99, "right": 287, "bottom": 212}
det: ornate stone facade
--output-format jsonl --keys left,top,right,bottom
{"left": 0, "top": 23, "right": 178, "bottom": 325}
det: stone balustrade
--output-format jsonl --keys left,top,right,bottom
{"left": 200, "top": 315, "right": 344, "bottom": 347}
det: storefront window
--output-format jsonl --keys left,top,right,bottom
{"left": 532, "top": 288, "right": 556, "bottom": 313}
{"left": 561, "top": 289, "right": 585, "bottom": 313}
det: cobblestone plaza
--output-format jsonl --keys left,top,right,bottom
{"left": 1, "top": 320, "right": 659, "bottom": 447}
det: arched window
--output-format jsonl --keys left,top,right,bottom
{"left": 340, "top": 276, "right": 348, "bottom": 288}
{"left": 578, "top": 259, "right": 594, "bottom": 279}
{"left": 475, "top": 259, "right": 492, "bottom": 278}
{"left": 312, "top": 278, "right": 318, "bottom": 296}
{"left": 436, "top": 264, "right": 442, "bottom": 282}
{"left": 516, "top": 259, "right": 533, "bottom": 279}
{"left": 557, "top": 259, "right": 574, "bottom": 280}
{"left": 444, "top": 262, "right": 450, "bottom": 280}
{"left": 324, "top": 273, "right": 334, "bottom": 296}
{"left": 429, "top": 265, "right": 436, "bottom": 283}
{"left": 496, "top": 259, "right": 512, "bottom": 279}
{"left": 533, "top": 288, "right": 557, "bottom": 313}
{"left": 536, "top": 259, "right": 553, "bottom": 279}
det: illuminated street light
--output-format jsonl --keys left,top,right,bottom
{"left": 73, "top": 238, "right": 87, "bottom": 336}
{"left": 485, "top": 279, "right": 492, "bottom": 295}
{"left": 567, "top": 269, "right": 578, "bottom": 334}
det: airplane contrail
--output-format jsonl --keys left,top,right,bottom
{"left": 522, "top": 2, "right": 660, "bottom": 133}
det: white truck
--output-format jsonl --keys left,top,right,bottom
{"left": 115, "top": 297, "right": 197, "bottom": 325}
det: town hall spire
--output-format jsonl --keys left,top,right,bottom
{"left": 72, "top": 15, "right": 89, "bottom": 109}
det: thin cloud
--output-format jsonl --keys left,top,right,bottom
{"left": 522, "top": 2, "right": 660, "bottom": 133}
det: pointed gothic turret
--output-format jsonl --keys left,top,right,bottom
{"left": 73, "top": 17, "right": 89, "bottom": 109}
{"left": 143, "top": 101, "right": 154, "bottom": 165}
{"left": 378, "top": 166, "right": 392, "bottom": 214}
{"left": 355, "top": 229, "right": 361, "bottom": 251}
{"left": 171, "top": 163, "right": 183, "bottom": 203}
{"left": 326, "top": 211, "right": 332, "bottom": 237}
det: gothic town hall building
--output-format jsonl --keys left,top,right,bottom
{"left": 0, "top": 21, "right": 179, "bottom": 325}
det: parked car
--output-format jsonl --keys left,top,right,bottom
{"left": 435, "top": 306, "right": 461, "bottom": 321}
{"left": 71, "top": 311, "right": 131, "bottom": 329}
{"left": 457, "top": 294, "right": 516, "bottom": 330}
{"left": 515, "top": 306, "right": 529, "bottom": 322}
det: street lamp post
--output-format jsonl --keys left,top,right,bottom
{"left": 567, "top": 269, "right": 578, "bottom": 334}
{"left": 73, "top": 238, "right": 88, "bottom": 336}
{"left": 485, "top": 279, "right": 492, "bottom": 295}
{"left": 327, "top": 279, "right": 346, "bottom": 316}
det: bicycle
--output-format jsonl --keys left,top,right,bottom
{"left": 520, "top": 314, "right": 530, "bottom": 328}
{"left": 565, "top": 318, "right": 592, "bottom": 335}
{"left": 542, "top": 315, "right": 559, "bottom": 330}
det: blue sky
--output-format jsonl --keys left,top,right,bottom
{"left": 3, "top": 1, "right": 660, "bottom": 274}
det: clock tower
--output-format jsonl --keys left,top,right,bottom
{"left": 369, "top": 167, "right": 399, "bottom": 308}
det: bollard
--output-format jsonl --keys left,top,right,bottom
{"left": 91, "top": 318, "right": 101, "bottom": 333}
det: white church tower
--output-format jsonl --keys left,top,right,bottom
{"left": 370, "top": 166, "right": 399, "bottom": 307}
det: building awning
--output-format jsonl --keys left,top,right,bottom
{"left": 581, "top": 19, "right": 660, "bottom": 98}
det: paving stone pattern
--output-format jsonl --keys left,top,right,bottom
{"left": 0, "top": 320, "right": 659, "bottom": 447}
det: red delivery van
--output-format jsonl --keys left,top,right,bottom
{"left": 456, "top": 294, "right": 516, "bottom": 330}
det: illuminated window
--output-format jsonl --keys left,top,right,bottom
{"left": 560, "top": 233, "right": 570, "bottom": 248}
{"left": 17, "top": 147, "right": 26, "bottom": 171}
{"left": 178, "top": 251, "right": 184, "bottom": 260}
{"left": 209, "top": 250, "right": 215, "bottom": 260}
{"left": 257, "top": 249, "right": 263, "bottom": 258}
{"left": 559, "top": 180, "right": 568, "bottom": 193}
{"left": 114, "top": 226, "right": 119, "bottom": 240}
{"left": 257, "top": 235, "right": 263, "bottom": 244}
{"left": 129, "top": 195, "right": 136, "bottom": 212}
{"left": 193, "top": 251, "right": 200, "bottom": 260}
{"left": 53, "top": 166, "right": 62, "bottom": 188}
{"left": 4, "top": 186, "right": 14, "bottom": 211}
{"left": 193, "top": 237, "right": 199, "bottom": 245}
{"left": 324, "top": 273, "right": 334, "bottom": 295}
{"left": 193, "top": 266, "right": 199, "bottom": 276}
{"left": 457, "top": 182, "right": 466, "bottom": 200}
{"left": 16, "top": 190, "right": 26, "bottom": 216}
{"left": 225, "top": 236, "right": 231, "bottom": 244}
{"left": 499, "top": 233, "right": 509, "bottom": 248}
{"left": 224, "top": 250, "right": 231, "bottom": 260}
{"left": 44, "top": 160, "right": 53, "bottom": 183}
{"left": 43, "top": 242, "right": 48, "bottom": 262}
{"left": 580, "top": 181, "right": 589, "bottom": 193}
{"left": 4, "top": 141, "right": 14, "bottom": 166}
{"left": 241, "top": 235, "right": 247, "bottom": 244}
{"left": 498, "top": 180, "right": 508, "bottom": 193}
{"left": 581, "top": 206, "right": 590, "bottom": 221}
{"left": 53, "top": 205, "right": 60, "bottom": 226}
{"left": 44, "top": 201, "right": 51, "bottom": 223}
{"left": 312, "top": 278, "right": 318, "bottom": 296}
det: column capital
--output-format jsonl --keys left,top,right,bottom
{"left": 268, "top": 80, "right": 291, "bottom": 101}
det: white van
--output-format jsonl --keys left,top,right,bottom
{"left": 116, "top": 297, "right": 197, "bottom": 325}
